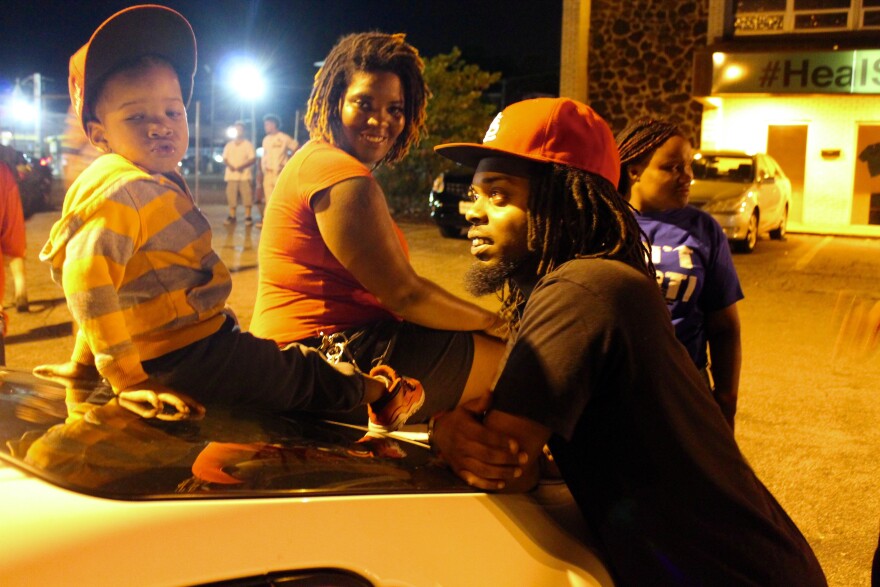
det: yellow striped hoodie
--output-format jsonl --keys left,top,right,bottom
{"left": 40, "top": 154, "right": 232, "bottom": 391}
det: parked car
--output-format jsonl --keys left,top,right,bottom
{"left": 0, "top": 369, "right": 612, "bottom": 586}
{"left": 428, "top": 170, "right": 474, "bottom": 238}
{"left": 0, "top": 145, "right": 54, "bottom": 219}
{"left": 689, "top": 151, "right": 791, "bottom": 253}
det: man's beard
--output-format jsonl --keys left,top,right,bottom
{"left": 464, "top": 255, "right": 534, "bottom": 297}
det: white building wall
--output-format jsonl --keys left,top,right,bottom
{"left": 700, "top": 95, "right": 880, "bottom": 226}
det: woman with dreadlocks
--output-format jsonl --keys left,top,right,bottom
{"left": 251, "top": 32, "right": 507, "bottom": 422}
{"left": 428, "top": 97, "right": 826, "bottom": 587}
{"left": 616, "top": 118, "right": 743, "bottom": 429}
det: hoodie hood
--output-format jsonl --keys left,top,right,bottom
{"left": 40, "top": 154, "right": 185, "bottom": 269}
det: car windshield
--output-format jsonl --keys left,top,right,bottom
{"left": 0, "top": 369, "right": 470, "bottom": 501}
{"left": 692, "top": 154, "right": 754, "bottom": 183}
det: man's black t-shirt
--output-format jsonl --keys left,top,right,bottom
{"left": 492, "top": 258, "right": 826, "bottom": 586}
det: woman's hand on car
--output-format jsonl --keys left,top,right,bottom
{"left": 483, "top": 314, "right": 510, "bottom": 342}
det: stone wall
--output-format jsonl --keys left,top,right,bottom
{"left": 587, "top": 0, "right": 708, "bottom": 143}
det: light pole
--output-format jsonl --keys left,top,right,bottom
{"left": 227, "top": 60, "right": 265, "bottom": 146}
{"left": 226, "top": 60, "right": 265, "bottom": 194}
{"left": 9, "top": 74, "right": 42, "bottom": 156}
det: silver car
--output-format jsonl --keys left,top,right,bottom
{"left": 689, "top": 151, "right": 792, "bottom": 253}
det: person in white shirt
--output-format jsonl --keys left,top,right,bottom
{"left": 222, "top": 121, "right": 256, "bottom": 226}
{"left": 258, "top": 114, "right": 298, "bottom": 227}
{"left": 260, "top": 114, "right": 298, "bottom": 197}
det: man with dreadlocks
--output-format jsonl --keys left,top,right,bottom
{"left": 430, "top": 98, "right": 826, "bottom": 586}
{"left": 251, "top": 32, "right": 507, "bottom": 423}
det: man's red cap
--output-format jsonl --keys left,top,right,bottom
{"left": 434, "top": 97, "right": 620, "bottom": 187}
{"left": 68, "top": 4, "right": 197, "bottom": 133}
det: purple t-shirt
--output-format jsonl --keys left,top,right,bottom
{"left": 636, "top": 206, "right": 743, "bottom": 368}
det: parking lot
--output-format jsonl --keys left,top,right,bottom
{"left": 5, "top": 204, "right": 879, "bottom": 586}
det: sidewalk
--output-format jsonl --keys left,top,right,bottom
{"left": 788, "top": 221, "right": 880, "bottom": 239}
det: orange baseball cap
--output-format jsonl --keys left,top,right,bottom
{"left": 435, "top": 97, "right": 620, "bottom": 187}
{"left": 68, "top": 4, "right": 197, "bottom": 133}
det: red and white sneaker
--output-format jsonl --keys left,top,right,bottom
{"left": 367, "top": 365, "right": 425, "bottom": 432}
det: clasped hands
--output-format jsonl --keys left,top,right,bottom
{"left": 431, "top": 393, "right": 528, "bottom": 491}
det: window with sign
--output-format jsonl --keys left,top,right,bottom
{"left": 734, "top": 0, "right": 880, "bottom": 34}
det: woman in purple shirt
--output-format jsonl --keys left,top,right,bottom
{"left": 617, "top": 118, "right": 743, "bottom": 429}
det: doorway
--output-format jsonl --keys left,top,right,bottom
{"left": 853, "top": 125, "right": 880, "bottom": 225}
{"left": 767, "top": 125, "right": 808, "bottom": 224}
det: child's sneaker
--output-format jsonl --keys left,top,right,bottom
{"left": 223, "top": 216, "right": 236, "bottom": 226}
{"left": 244, "top": 216, "right": 253, "bottom": 226}
{"left": 367, "top": 365, "right": 425, "bottom": 432}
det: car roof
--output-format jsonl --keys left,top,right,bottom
{"left": 0, "top": 369, "right": 471, "bottom": 501}
{"left": 695, "top": 150, "right": 754, "bottom": 158}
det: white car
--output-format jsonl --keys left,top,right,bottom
{"left": 0, "top": 369, "right": 613, "bottom": 586}
{"left": 689, "top": 151, "right": 792, "bottom": 253}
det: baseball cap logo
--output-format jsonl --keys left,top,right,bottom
{"left": 483, "top": 112, "right": 503, "bottom": 143}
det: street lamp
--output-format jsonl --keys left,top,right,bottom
{"left": 226, "top": 59, "right": 265, "bottom": 147}
{"left": 11, "top": 74, "right": 43, "bottom": 157}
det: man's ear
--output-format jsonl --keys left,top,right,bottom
{"left": 86, "top": 120, "right": 110, "bottom": 153}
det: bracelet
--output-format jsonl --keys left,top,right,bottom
{"left": 427, "top": 410, "right": 448, "bottom": 453}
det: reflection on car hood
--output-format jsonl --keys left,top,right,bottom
{"left": 0, "top": 369, "right": 469, "bottom": 500}
{"left": 688, "top": 180, "right": 751, "bottom": 202}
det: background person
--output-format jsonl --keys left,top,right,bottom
{"left": 0, "top": 145, "right": 31, "bottom": 314}
{"left": 222, "top": 121, "right": 256, "bottom": 226}
{"left": 616, "top": 118, "right": 743, "bottom": 429}
{"left": 251, "top": 32, "right": 507, "bottom": 423}
{"left": 0, "top": 159, "right": 26, "bottom": 364}
{"left": 430, "top": 97, "right": 826, "bottom": 586}
{"left": 257, "top": 113, "right": 298, "bottom": 228}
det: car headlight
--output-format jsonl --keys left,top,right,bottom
{"left": 701, "top": 194, "right": 749, "bottom": 214}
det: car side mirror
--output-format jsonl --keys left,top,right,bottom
{"left": 760, "top": 175, "right": 776, "bottom": 184}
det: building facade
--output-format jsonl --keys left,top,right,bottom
{"left": 695, "top": 0, "right": 880, "bottom": 230}
{"left": 561, "top": 0, "right": 880, "bottom": 233}
{"left": 579, "top": 0, "right": 709, "bottom": 142}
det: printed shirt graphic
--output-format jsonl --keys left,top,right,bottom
{"left": 261, "top": 132, "right": 299, "bottom": 174}
{"left": 858, "top": 143, "right": 880, "bottom": 177}
{"left": 636, "top": 206, "right": 743, "bottom": 368}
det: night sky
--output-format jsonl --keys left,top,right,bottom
{"left": 1, "top": 0, "right": 563, "bottom": 125}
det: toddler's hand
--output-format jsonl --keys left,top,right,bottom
{"left": 117, "top": 381, "right": 205, "bottom": 421}
{"left": 33, "top": 361, "right": 102, "bottom": 384}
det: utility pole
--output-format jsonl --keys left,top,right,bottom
{"left": 33, "top": 73, "right": 42, "bottom": 157}
{"left": 560, "top": 0, "right": 590, "bottom": 103}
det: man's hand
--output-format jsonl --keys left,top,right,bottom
{"left": 432, "top": 394, "right": 527, "bottom": 490}
{"left": 117, "top": 380, "right": 205, "bottom": 421}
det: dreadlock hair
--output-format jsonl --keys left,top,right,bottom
{"left": 498, "top": 163, "right": 655, "bottom": 330}
{"left": 615, "top": 117, "right": 685, "bottom": 195}
{"left": 304, "top": 32, "right": 429, "bottom": 167}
